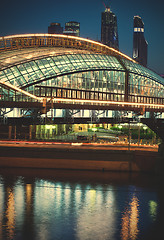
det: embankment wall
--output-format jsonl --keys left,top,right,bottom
{"left": 0, "top": 145, "right": 158, "bottom": 172}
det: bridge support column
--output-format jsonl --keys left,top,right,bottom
{"left": 141, "top": 117, "right": 164, "bottom": 175}
{"left": 158, "top": 142, "right": 164, "bottom": 158}
{"left": 29, "top": 125, "right": 32, "bottom": 140}
{"left": 33, "top": 125, "right": 36, "bottom": 139}
{"left": 8, "top": 126, "right": 12, "bottom": 140}
{"left": 14, "top": 126, "right": 17, "bottom": 140}
{"left": 156, "top": 142, "right": 164, "bottom": 175}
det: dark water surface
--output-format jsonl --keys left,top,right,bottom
{"left": 0, "top": 168, "right": 163, "bottom": 240}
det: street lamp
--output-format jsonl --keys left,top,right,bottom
{"left": 143, "top": 126, "right": 148, "bottom": 143}
{"left": 118, "top": 125, "right": 122, "bottom": 142}
{"left": 143, "top": 126, "right": 147, "bottom": 134}
{"left": 118, "top": 125, "right": 122, "bottom": 130}
{"left": 128, "top": 122, "right": 131, "bottom": 150}
{"left": 137, "top": 122, "right": 142, "bottom": 145}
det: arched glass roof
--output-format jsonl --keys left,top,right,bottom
{"left": 0, "top": 51, "right": 163, "bottom": 89}
{"left": 0, "top": 53, "right": 124, "bottom": 88}
{"left": 122, "top": 58, "right": 164, "bottom": 85}
{"left": 0, "top": 34, "right": 164, "bottom": 102}
{"left": 0, "top": 47, "right": 91, "bottom": 69}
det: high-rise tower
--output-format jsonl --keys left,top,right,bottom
{"left": 133, "top": 16, "right": 148, "bottom": 67}
{"left": 48, "top": 23, "right": 63, "bottom": 34}
{"left": 63, "top": 21, "right": 80, "bottom": 37}
{"left": 101, "top": 5, "right": 119, "bottom": 50}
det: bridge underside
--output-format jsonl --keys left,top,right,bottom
{"left": 0, "top": 100, "right": 163, "bottom": 113}
{"left": 0, "top": 116, "right": 137, "bottom": 125}
{"left": 0, "top": 95, "right": 164, "bottom": 141}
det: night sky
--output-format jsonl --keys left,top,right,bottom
{"left": 0, "top": 0, "right": 164, "bottom": 74}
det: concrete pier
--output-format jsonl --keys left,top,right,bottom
{"left": 156, "top": 142, "right": 164, "bottom": 174}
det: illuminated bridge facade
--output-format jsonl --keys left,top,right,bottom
{"left": 0, "top": 34, "right": 164, "bottom": 128}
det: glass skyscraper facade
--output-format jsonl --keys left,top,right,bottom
{"left": 63, "top": 21, "right": 80, "bottom": 37}
{"left": 101, "top": 6, "right": 119, "bottom": 50}
{"left": 133, "top": 16, "right": 148, "bottom": 67}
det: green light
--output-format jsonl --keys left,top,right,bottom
{"left": 149, "top": 200, "right": 158, "bottom": 221}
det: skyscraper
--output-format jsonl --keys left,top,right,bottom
{"left": 63, "top": 21, "right": 80, "bottom": 37}
{"left": 101, "top": 5, "right": 119, "bottom": 50}
{"left": 48, "top": 23, "right": 63, "bottom": 34}
{"left": 133, "top": 16, "right": 148, "bottom": 67}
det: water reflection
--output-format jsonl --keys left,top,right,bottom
{"left": 0, "top": 170, "right": 161, "bottom": 240}
{"left": 76, "top": 188, "right": 116, "bottom": 240}
{"left": 149, "top": 200, "right": 158, "bottom": 221}
{"left": 6, "top": 188, "right": 15, "bottom": 240}
{"left": 121, "top": 195, "right": 139, "bottom": 240}
{"left": 0, "top": 185, "right": 4, "bottom": 240}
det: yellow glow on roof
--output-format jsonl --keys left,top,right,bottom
{"left": 0, "top": 33, "right": 136, "bottom": 63}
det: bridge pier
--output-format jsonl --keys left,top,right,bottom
{"left": 158, "top": 142, "right": 164, "bottom": 158}
{"left": 141, "top": 117, "right": 164, "bottom": 175}
{"left": 156, "top": 142, "right": 164, "bottom": 175}
{"left": 29, "top": 125, "right": 32, "bottom": 140}
{"left": 8, "top": 126, "right": 12, "bottom": 140}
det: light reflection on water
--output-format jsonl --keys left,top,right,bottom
{"left": 121, "top": 195, "right": 139, "bottom": 240}
{"left": 0, "top": 169, "right": 161, "bottom": 240}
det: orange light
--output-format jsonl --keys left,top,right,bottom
{"left": 51, "top": 97, "right": 164, "bottom": 109}
{"left": 0, "top": 79, "right": 43, "bottom": 101}
{"left": 0, "top": 34, "right": 137, "bottom": 63}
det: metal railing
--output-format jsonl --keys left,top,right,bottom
{"left": 1, "top": 86, "right": 164, "bottom": 113}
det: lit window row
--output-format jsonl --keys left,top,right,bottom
{"left": 134, "top": 28, "right": 144, "bottom": 32}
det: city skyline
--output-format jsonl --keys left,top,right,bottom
{"left": 0, "top": 0, "right": 163, "bottom": 74}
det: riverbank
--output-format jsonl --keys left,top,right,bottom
{"left": 0, "top": 141, "right": 159, "bottom": 173}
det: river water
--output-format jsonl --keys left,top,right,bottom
{"left": 0, "top": 168, "right": 163, "bottom": 240}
